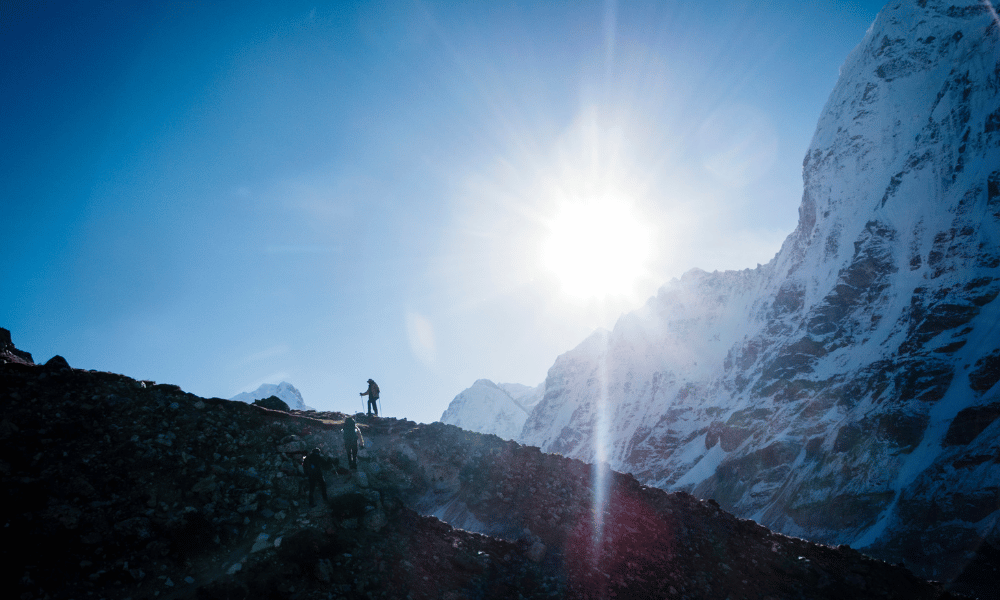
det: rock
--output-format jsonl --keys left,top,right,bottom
{"left": 251, "top": 533, "right": 270, "bottom": 553}
{"left": 0, "top": 327, "right": 33, "bottom": 364}
{"left": 942, "top": 402, "right": 1000, "bottom": 446}
{"left": 969, "top": 350, "right": 1000, "bottom": 394}
{"left": 114, "top": 517, "right": 152, "bottom": 540}
{"left": 315, "top": 558, "right": 333, "bottom": 582}
{"left": 191, "top": 475, "right": 219, "bottom": 494}
{"left": 277, "top": 441, "right": 306, "bottom": 453}
{"left": 44, "top": 355, "right": 70, "bottom": 370}
{"left": 526, "top": 541, "right": 546, "bottom": 563}
{"left": 451, "top": 550, "right": 485, "bottom": 573}
{"left": 364, "top": 509, "right": 387, "bottom": 532}
{"left": 253, "top": 395, "right": 290, "bottom": 411}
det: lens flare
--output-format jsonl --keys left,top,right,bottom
{"left": 590, "top": 337, "right": 611, "bottom": 566}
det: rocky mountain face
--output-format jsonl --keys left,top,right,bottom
{"left": 1, "top": 326, "right": 34, "bottom": 365}
{"left": 0, "top": 330, "right": 976, "bottom": 599}
{"left": 440, "top": 379, "right": 544, "bottom": 440}
{"left": 513, "top": 0, "right": 1000, "bottom": 586}
{"left": 231, "top": 381, "right": 313, "bottom": 412}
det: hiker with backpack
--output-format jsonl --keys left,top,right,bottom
{"left": 360, "top": 378, "right": 380, "bottom": 416}
{"left": 302, "top": 447, "right": 329, "bottom": 507}
{"left": 343, "top": 416, "right": 364, "bottom": 470}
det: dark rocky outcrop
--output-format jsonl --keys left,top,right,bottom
{"left": 252, "top": 395, "right": 291, "bottom": 411}
{"left": 1, "top": 327, "right": 33, "bottom": 365}
{"left": 942, "top": 402, "right": 1000, "bottom": 446}
{"left": 969, "top": 350, "right": 1000, "bottom": 395}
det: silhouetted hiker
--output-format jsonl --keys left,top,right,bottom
{"left": 360, "top": 378, "right": 380, "bottom": 416}
{"left": 343, "top": 416, "right": 364, "bottom": 470}
{"left": 302, "top": 448, "right": 328, "bottom": 507}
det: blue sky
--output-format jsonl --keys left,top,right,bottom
{"left": 3, "top": 0, "right": 885, "bottom": 424}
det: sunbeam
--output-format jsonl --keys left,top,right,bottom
{"left": 591, "top": 333, "right": 612, "bottom": 568}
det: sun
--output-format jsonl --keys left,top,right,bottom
{"left": 541, "top": 197, "right": 652, "bottom": 300}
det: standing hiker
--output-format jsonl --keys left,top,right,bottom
{"left": 302, "top": 448, "right": 328, "bottom": 507}
{"left": 343, "top": 416, "right": 364, "bottom": 470}
{"left": 360, "top": 378, "right": 380, "bottom": 416}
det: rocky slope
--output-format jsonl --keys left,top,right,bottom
{"left": 440, "top": 379, "right": 544, "bottom": 440}
{"left": 513, "top": 0, "right": 1000, "bottom": 586}
{"left": 0, "top": 329, "right": 975, "bottom": 599}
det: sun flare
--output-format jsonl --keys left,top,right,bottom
{"left": 541, "top": 197, "right": 652, "bottom": 300}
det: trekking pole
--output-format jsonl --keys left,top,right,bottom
{"left": 378, "top": 397, "right": 382, "bottom": 417}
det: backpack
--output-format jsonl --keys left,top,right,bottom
{"left": 304, "top": 452, "right": 323, "bottom": 475}
{"left": 371, "top": 381, "right": 380, "bottom": 399}
{"left": 343, "top": 419, "right": 358, "bottom": 443}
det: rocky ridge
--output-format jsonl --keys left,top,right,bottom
{"left": 0, "top": 329, "right": 972, "bottom": 599}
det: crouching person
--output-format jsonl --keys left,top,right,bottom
{"left": 343, "top": 416, "right": 365, "bottom": 470}
{"left": 303, "top": 448, "right": 329, "bottom": 507}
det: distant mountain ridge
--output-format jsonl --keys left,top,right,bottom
{"left": 440, "top": 379, "right": 543, "bottom": 440}
{"left": 231, "top": 381, "right": 313, "bottom": 411}
{"left": 444, "top": 0, "right": 1000, "bottom": 583}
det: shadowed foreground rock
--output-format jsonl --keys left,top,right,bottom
{"left": 0, "top": 331, "right": 974, "bottom": 599}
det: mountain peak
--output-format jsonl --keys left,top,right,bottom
{"left": 440, "top": 379, "right": 544, "bottom": 440}
{"left": 231, "top": 381, "right": 313, "bottom": 411}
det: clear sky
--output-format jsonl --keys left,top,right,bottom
{"left": 2, "top": 0, "right": 886, "bottom": 425}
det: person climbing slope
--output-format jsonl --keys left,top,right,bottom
{"left": 360, "top": 378, "right": 379, "bottom": 416}
{"left": 302, "top": 447, "right": 329, "bottom": 507}
{"left": 343, "top": 416, "right": 364, "bottom": 470}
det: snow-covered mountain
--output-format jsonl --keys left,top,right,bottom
{"left": 231, "top": 381, "right": 313, "bottom": 411}
{"left": 456, "top": 0, "right": 999, "bottom": 582}
{"left": 440, "top": 379, "right": 544, "bottom": 440}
